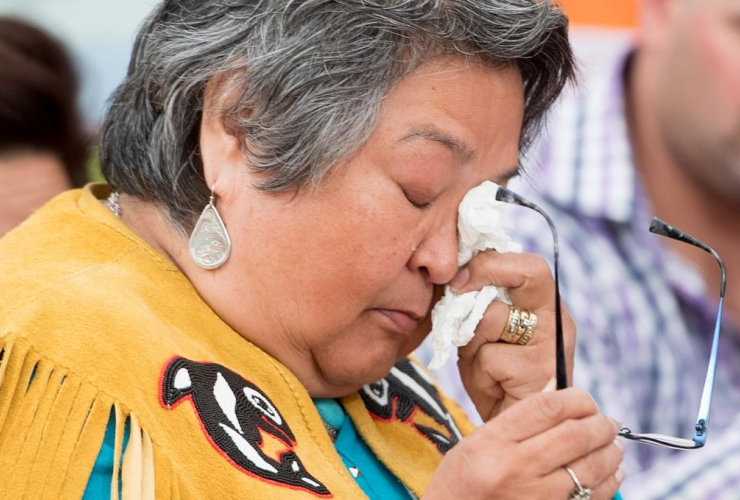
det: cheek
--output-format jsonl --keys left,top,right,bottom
{"left": 288, "top": 193, "right": 419, "bottom": 316}
{"left": 695, "top": 23, "right": 740, "bottom": 123}
{"left": 334, "top": 186, "right": 421, "bottom": 268}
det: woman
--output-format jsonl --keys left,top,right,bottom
{"left": 0, "top": 1, "right": 623, "bottom": 499}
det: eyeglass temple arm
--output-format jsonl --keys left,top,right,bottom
{"left": 649, "top": 218, "right": 726, "bottom": 296}
{"left": 496, "top": 187, "right": 568, "bottom": 390}
{"left": 650, "top": 217, "right": 726, "bottom": 445}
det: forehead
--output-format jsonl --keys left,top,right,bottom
{"left": 375, "top": 57, "right": 524, "bottom": 161}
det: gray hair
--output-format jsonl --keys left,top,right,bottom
{"left": 100, "top": 0, "right": 575, "bottom": 231}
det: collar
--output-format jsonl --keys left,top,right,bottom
{"left": 520, "top": 47, "right": 638, "bottom": 224}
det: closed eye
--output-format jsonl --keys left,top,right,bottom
{"left": 403, "top": 190, "right": 433, "bottom": 211}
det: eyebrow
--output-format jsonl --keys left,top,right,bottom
{"left": 400, "top": 127, "right": 476, "bottom": 163}
{"left": 495, "top": 164, "right": 522, "bottom": 185}
{"left": 400, "top": 126, "right": 522, "bottom": 184}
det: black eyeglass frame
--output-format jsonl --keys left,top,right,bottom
{"left": 495, "top": 186, "right": 568, "bottom": 390}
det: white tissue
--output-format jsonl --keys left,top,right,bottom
{"left": 428, "top": 181, "right": 522, "bottom": 370}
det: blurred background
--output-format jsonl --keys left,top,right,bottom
{"left": 0, "top": 0, "right": 639, "bottom": 135}
{"left": 0, "top": 0, "right": 158, "bottom": 131}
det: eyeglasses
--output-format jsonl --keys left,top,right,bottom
{"left": 495, "top": 186, "right": 726, "bottom": 450}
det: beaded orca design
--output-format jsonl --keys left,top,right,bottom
{"left": 360, "top": 358, "right": 462, "bottom": 454}
{"left": 160, "top": 357, "right": 330, "bottom": 496}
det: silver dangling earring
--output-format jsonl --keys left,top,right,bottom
{"left": 189, "top": 185, "right": 231, "bottom": 269}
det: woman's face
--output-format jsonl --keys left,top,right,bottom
{"left": 200, "top": 57, "right": 524, "bottom": 397}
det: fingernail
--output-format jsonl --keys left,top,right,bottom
{"left": 541, "top": 377, "right": 556, "bottom": 393}
{"left": 588, "top": 394, "right": 601, "bottom": 412}
{"left": 609, "top": 418, "right": 620, "bottom": 434}
{"left": 449, "top": 268, "right": 470, "bottom": 292}
{"left": 613, "top": 438, "right": 624, "bottom": 453}
{"left": 615, "top": 468, "right": 626, "bottom": 483}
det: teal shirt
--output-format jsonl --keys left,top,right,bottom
{"left": 82, "top": 409, "right": 130, "bottom": 499}
{"left": 313, "top": 398, "right": 411, "bottom": 500}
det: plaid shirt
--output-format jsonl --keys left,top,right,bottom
{"left": 417, "top": 48, "right": 740, "bottom": 499}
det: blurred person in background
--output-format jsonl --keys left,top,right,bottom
{"left": 0, "top": 17, "right": 89, "bottom": 236}
{"left": 419, "top": 0, "right": 740, "bottom": 497}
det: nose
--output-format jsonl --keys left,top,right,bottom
{"left": 408, "top": 218, "right": 459, "bottom": 285}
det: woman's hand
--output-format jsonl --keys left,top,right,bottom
{"left": 452, "top": 251, "right": 575, "bottom": 421}
{"left": 423, "top": 389, "right": 624, "bottom": 500}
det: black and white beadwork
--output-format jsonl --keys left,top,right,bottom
{"left": 160, "top": 357, "right": 330, "bottom": 496}
{"left": 360, "top": 358, "right": 462, "bottom": 454}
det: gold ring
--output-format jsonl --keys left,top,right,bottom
{"left": 499, "top": 306, "right": 522, "bottom": 343}
{"left": 516, "top": 310, "right": 538, "bottom": 346}
{"left": 499, "top": 306, "right": 525, "bottom": 344}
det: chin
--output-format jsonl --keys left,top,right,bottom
{"left": 315, "top": 343, "right": 402, "bottom": 397}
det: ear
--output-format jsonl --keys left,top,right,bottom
{"left": 199, "top": 72, "right": 248, "bottom": 194}
{"left": 636, "top": 0, "right": 683, "bottom": 50}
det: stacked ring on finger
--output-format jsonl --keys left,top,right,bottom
{"left": 499, "top": 305, "right": 522, "bottom": 343}
{"left": 499, "top": 306, "right": 538, "bottom": 346}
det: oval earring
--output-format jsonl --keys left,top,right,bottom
{"left": 189, "top": 185, "right": 231, "bottom": 269}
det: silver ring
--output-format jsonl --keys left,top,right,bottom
{"left": 565, "top": 467, "right": 593, "bottom": 500}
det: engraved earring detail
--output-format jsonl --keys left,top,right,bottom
{"left": 189, "top": 186, "right": 231, "bottom": 269}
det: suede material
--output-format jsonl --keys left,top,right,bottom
{"left": 0, "top": 185, "right": 475, "bottom": 499}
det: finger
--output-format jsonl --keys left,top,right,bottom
{"left": 565, "top": 440, "right": 625, "bottom": 497}
{"left": 460, "top": 342, "right": 553, "bottom": 400}
{"left": 460, "top": 342, "right": 553, "bottom": 420}
{"left": 458, "top": 346, "right": 505, "bottom": 419}
{"left": 524, "top": 415, "right": 620, "bottom": 473}
{"left": 551, "top": 462, "right": 625, "bottom": 500}
{"left": 458, "top": 303, "right": 555, "bottom": 363}
{"left": 541, "top": 377, "right": 557, "bottom": 392}
{"left": 591, "top": 468, "right": 626, "bottom": 500}
{"left": 450, "top": 252, "right": 555, "bottom": 311}
{"left": 456, "top": 300, "right": 511, "bottom": 359}
{"left": 482, "top": 388, "right": 600, "bottom": 442}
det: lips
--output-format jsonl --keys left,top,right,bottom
{"left": 373, "top": 308, "right": 423, "bottom": 335}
